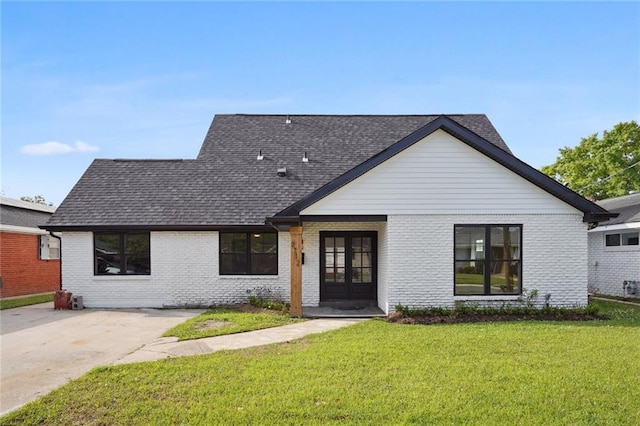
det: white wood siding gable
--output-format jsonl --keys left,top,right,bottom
{"left": 301, "top": 129, "right": 580, "bottom": 216}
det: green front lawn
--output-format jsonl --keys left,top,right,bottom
{"left": 162, "top": 307, "right": 306, "bottom": 341}
{"left": 0, "top": 294, "right": 53, "bottom": 310}
{"left": 3, "top": 300, "right": 639, "bottom": 425}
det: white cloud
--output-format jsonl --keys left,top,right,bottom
{"left": 21, "top": 140, "right": 99, "bottom": 156}
{"left": 74, "top": 141, "right": 100, "bottom": 153}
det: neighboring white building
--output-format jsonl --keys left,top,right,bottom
{"left": 588, "top": 193, "right": 640, "bottom": 298}
{"left": 43, "top": 114, "right": 615, "bottom": 313}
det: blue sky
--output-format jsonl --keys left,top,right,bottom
{"left": 2, "top": 1, "right": 639, "bottom": 206}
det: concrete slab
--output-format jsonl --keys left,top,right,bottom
{"left": 302, "top": 306, "right": 386, "bottom": 318}
{"left": 0, "top": 302, "right": 203, "bottom": 415}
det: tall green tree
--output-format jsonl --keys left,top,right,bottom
{"left": 541, "top": 121, "right": 640, "bottom": 200}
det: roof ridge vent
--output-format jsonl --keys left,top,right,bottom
{"left": 277, "top": 167, "right": 287, "bottom": 177}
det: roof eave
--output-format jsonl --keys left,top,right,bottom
{"left": 40, "top": 224, "right": 276, "bottom": 232}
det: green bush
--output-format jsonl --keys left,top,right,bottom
{"left": 248, "top": 296, "right": 288, "bottom": 313}
{"left": 394, "top": 302, "right": 600, "bottom": 318}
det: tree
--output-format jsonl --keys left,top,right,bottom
{"left": 541, "top": 121, "right": 640, "bottom": 200}
{"left": 20, "top": 195, "right": 54, "bottom": 206}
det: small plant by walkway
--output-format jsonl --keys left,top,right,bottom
{"left": 162, "top": 306, "right": 305, "bottom": 341}
{"left": 0, "top": 294, "right": 53, "bottom": 310}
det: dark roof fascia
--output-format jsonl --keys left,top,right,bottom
{"left": 276, "top": 115, "right": 616, "bottom": 223}
{"left": 301, "top": 215, "right": 387, "bottom": 223}
{"left": 40, "top": 224, "right": 276, "bottom": 232}
{"left": 264, "top": 216, "right": 301, "bottom": 229}
{"left": 584, "top": 212, "right": 620, "bottom": 223}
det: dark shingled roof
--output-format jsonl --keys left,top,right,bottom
{"left": 1, "top": 198, "right": 55, "bottom": 228}
{"left": 596, "top": 193, "right": 640, "bottom": 226}
{"left": 43, "top": 114, "right": 612, "bottom": 230}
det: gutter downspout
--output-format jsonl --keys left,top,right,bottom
{"left": 49, "top": 231, "right": 62, "bottom": 291}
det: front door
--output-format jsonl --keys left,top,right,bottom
{"left": 320, "top": 232, "right": 377, "bottom": 301}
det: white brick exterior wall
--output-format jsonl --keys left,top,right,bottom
{"left": 301, "top": 214, "right": 587, "bottom": 314}
{"left": 61, "top": 231, "right": 290, "bottom": 308}
{"left": 62, "top": 213, "right": 588, "bottom": 311}
{"left": 385, "top": 214, "right": 589, "bottom": 311}
{"left": 588, "top": 231, "right": 640, "bottom": 298}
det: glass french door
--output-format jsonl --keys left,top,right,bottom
{"left": 320, "top": 232, "right": 377, "bottom": 301}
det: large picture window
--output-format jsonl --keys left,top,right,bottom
{"left": 454, "top": 225, "right": 522, "bottom": 295}
{"left": 220, "top": 232, "right": 278, "bottom": 275}
{"left": 94, "top": 232, "right": 150, "bottom": 275}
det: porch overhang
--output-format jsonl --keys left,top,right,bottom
{"left": 266, "top": 215, "right": 387, "bottom": 231}
{"left": 301, "top": 215, "right": 387, "bottom": 223}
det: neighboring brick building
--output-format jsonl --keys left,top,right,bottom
{"left": 0, "top": 197, "right": 60, "bottom": 298}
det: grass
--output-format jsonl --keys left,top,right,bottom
{"left": 2, "top": 300, "right": 639, "bottom": 425}
{"left": 162, "top": 307, "right": 306, "bottom": 341}
{"left": 0, "top": 294, "right": 53, "bottom": 310}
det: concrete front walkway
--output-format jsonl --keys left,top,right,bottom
{"left": 116, "top": 318, "right": 365, "bottom": 364}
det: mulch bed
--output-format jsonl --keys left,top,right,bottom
{"left": 386, "top": 311, "right": 608, "bottom": 325}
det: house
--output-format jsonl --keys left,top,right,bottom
{"left": 43, "top": 114, "right": 615, "bottom": 314}
{"left": 588, "top": 193, "right": 640, "bottom": 298}
{"left": 1, "top": 197, "right": 60, "bottom": 298}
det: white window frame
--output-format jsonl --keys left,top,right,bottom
{"left": 604, "top": 231, "right": 640, "bottom": 252}
{"left": 39, "top": 235, "right": 60, "bottom": 260}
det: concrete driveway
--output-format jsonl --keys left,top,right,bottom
{"left": 0, "top": 302, "right": 203, "bottom": 415}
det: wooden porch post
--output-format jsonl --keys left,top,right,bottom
{"left": 290, "top": 226, "right": 303, "bottom": 317}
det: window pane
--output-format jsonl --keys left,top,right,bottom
{"left": 221, "top": 233, "right": 246, "bottom": 253}
{"left": 335, "top": 267, "right": 345, "bottom": 283}
{"left": 125, "top": 234, "right": 150, "bottom": 274}
{"left": 49, "top": 236, "right": 61, "bottom": 259}
{"left": 361, "top": 268, "right": 372, "bottom": 283}
{"left": 605, "top": 234, "right": 620, "bottom": 246}
{"left": 353, "top": 252, "right": 362, "bottom": 267}
{"left": 326, "top": 252, "right": 334, "bottom": 267}
{"left": 251, "top": 233, "right": 277, "bottom": 253}
{"left": 490, "top": 261, "right": 519, "bottom": 294}
{"left": 325, "top": 268, "right": 335, "bottom": 283}
{"left": 455, "top": 261, "right": 484, "bottom": 294}
{"left": 220, "top": 253, "right": 248, "bottom": 274}
{"left": 221, "top": 232, "right": 277, "bottom": 275}
{"left": 95, "top": 234, "right": 121, "bottom": 275}
{"left": 491, "top": 226, "right": 520, "bottom": 260}
{"left": 352, "top": 268, "right": 362, "bottom": 283}
{"left": 622, "top": 232, "right": 639, "bottom": 246}
{"left": 251, "top": 253, "right": 277, "bottom": 274}
{"left": 352, "top": 237, "right": 361, "bottom": 252}
{"left": 336, "top": 252, "right": 345, "bottom": 268}
{"left": 335, "top": 238, "right": 345, "bottom": 253}
{"left": 325, "top": 237, "right": 334, "bottom": 250}
{"left": 455, "top": 227, "right": 485, "bottom": 260}
{"left": 362, "top": 252, "right": 372, "bottom": 267}
{"left": 362, "top": 237, "right": 372, "bottom": 253}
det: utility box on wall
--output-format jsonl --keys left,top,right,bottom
{"left": 71, "top": 295, "right": 83, "bottom": 310}
{"left": 624, "top": 281, "right": 638, "bottom": 296}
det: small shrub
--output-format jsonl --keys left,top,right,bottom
{"left": 394, "top": 300, "right": 601, "bottom": 322}
{"left": 248, "top": 296, "right": 288, "bottom": 313}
